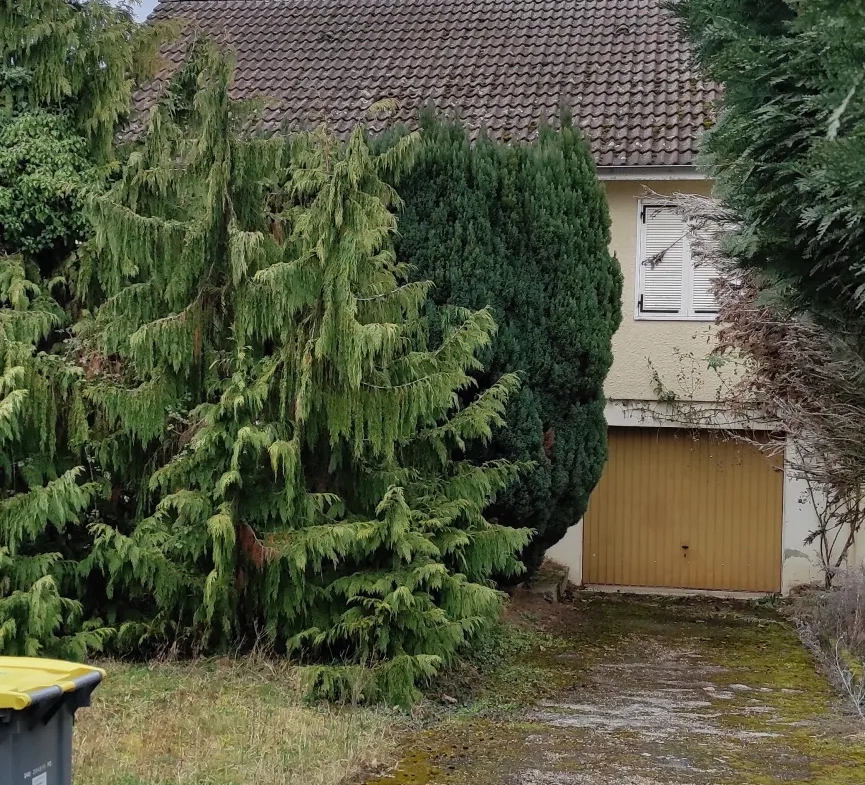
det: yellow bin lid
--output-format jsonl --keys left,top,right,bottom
{"left": 0, "top": 657, "right": 105, "bottom": 711}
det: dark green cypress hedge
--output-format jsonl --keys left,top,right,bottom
{"left": 393, "top": 115, "right": 622, "bottom": 574}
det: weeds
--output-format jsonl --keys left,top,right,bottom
{"left": 792, "top": 566, "right": 865, "bottom": 723}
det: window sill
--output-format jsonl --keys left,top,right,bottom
{"left": 634, "top": 313, "right": 718, "bottom": 322}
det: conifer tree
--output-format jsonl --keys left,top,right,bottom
{"left": 393, "top": 116, "right": 621, "bottom": 573}
{"left": 670, "top": 0, "right": 865, "bottom": 324}
{"left": 0, "top": 0, "right": 153, "bottom": 656}
{"left": 0, "top": 252, "right": 108, "bottom": 656}
{"left": 2, "top": 0, "right": 165, "bottom": 160}
{"left": 82, "top": 44, "right": 529, "bottom": 704}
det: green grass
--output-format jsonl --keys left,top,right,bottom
{"left": 74, "top": 657, "right": 404, "bottom": 785}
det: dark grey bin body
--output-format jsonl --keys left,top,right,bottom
{"left": 0, "top": 671, "right": 102, "bottom": 785}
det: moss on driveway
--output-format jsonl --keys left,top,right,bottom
{"left": 370, "top": 593, "right": 865, "bottom": 785}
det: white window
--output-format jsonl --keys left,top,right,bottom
{"left": 637, "top": 202, "right": 718, "bottom": 320}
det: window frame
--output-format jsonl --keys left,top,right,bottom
{"left": 634, "top": 199, "right": 718, "bottom": 322}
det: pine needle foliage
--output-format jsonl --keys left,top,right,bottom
{"left": 386, "top": 114, "right": 622, "bottom": 574}
{"left": 0, "top": 0, "right": 158, "bottom": 658}
{"left": 82, "top": 42, "right": 530, "bottom": 705}
{"left": 1, "top": 0, "right": 168, "bottom": 161}
{"left": 669, "top": 0, "right": 865, "bottom": 324}
{"left": 0, "top": 255, "right": 108, "bottom": 657}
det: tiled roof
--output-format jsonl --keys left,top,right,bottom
{"left": 142, "top": 0, "right": 716, "bottom": 167}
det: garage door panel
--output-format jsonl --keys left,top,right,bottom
{"left": 583, "top": 428, "right": 782, "bottom": 593}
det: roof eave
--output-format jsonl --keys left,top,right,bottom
{"left": 596, "top": 165, "right": 708, "bottom": 181}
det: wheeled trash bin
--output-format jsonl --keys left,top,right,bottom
{"left": 0, "top": 658, "right": 105, "bottom": 785}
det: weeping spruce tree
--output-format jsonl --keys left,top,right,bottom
{"left": 0, "top": 0, "right": 153, "bottom": 656}
{"left": 0, "top": 258, "right": 106, "bottom": 657}
{"left": 81, "top": 44, "right": 529, "bottom": 704}
{"left": 394, "top": 116, "right": 622, "bottom": 572}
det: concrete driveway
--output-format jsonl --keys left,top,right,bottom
{"left": 370, "top": 594, "right": 865, "bottom": 785}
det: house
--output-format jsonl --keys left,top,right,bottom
{"left": 145, "top": 0, "right": 857, "bottom": 595}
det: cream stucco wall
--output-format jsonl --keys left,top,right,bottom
{"left": 781, "top": 445, "right": 865, "bottom": 592}
{"left": 546, "top": 521, "right": 583, "bottom": 586}
{"left": 543, "top": 177, "right": 865, "bottom": 595}
{"left": 781, "top": 454, "right": 826, "bottom": 593}
{"left": 604, "top": 179, "right": 720, "bottom": 403}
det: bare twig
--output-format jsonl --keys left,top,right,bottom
{"left": 793, "top": 570, "right": 865, "bottom": 724}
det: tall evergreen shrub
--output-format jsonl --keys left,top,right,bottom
{"left": 393, "top": 116, "right": 622, "bottom": 572}
{"left": 81, "top": 46, "right": 530, "bottom": 704}
{"left": 0, "top": 0, "right": 154, "bottom": 657}
{"left": 670, "top": 0, "right": 865, "bottom": 324}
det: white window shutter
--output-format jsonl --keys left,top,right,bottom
{"left": 641, "top": 206, "right": 685, "bottom": 313}
{"left": 687, "top": 224, "right": 720, "bottom": 314}
{"left": 691, "top": 258, "right": 719, "bottom": 313}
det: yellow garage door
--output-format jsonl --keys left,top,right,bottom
{"left": 583, "top": 428, "right": 783, "bottom": 593}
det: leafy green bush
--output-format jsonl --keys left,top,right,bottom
{"left": 0, "top": 109, "right": 96, "bottom": 258}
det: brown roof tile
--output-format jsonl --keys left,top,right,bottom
{"left": 141, "top": 0, "right": 716, "bottom": 167}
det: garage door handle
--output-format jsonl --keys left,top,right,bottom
{"left": 681, "top": 545, "right": 689, "bottom": 550}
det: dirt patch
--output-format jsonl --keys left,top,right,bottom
{"left": 368, "top": 593, "right": 865, "bottom": 785}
